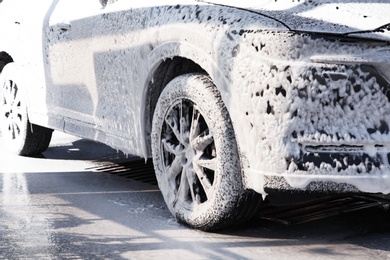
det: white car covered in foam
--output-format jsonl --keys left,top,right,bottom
{"left": 1, "top": 0, "right": 390, "bottom": 230}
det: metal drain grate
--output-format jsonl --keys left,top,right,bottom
{"left": 87, "top": 157, "right": 390, "bottom": 225}
{"left": 88, "top": 157, "right": 157, "bottom": 185}
{"left": 257, "top": 195, "right": 390, "bottom": 225}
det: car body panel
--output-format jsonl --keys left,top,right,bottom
{"left": 43, "top": 1, "right": 287, "bottom": 158}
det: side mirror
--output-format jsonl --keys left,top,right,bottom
{"left": 99, "top": 0, "right": 108, "bottom": 7}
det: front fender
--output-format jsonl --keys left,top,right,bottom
{"left": 139, "top": 40, "right": 231, "bottom": 158}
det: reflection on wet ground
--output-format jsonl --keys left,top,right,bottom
{"left": 0, "top": 132, "right": 389, "bottom": 259}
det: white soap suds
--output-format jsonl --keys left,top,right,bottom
{"left": 1, "top": 0, "right": 390, "bottom": 197}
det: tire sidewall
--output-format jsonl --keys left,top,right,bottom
{"left": 152, "top": 74, "right": 244, "bottom": 230}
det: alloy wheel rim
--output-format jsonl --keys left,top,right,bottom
{"left": 160, "top": 99, "right": 217, "bottom": 208}
{"left": 2, "top": 79, "right": 24, "bottom": 141}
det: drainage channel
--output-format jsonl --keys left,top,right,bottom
{"left": 257, "top": 195, "right": 390, "bottom": 225}
{"left": 87, "top": 158, "right": 390, "bottom": 225}
{"left": 88, "top": 157, "right": 157, "bottom": 185}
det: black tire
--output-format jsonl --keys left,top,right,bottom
{"left": 151, "top": 74, "right": 261, "bottom": 231}
{"left": 0, "top": 63, "right": 53, "bottom": 156}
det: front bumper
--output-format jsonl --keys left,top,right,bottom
{"left": 240, "top": 51, "right": 390, "bottom": 195}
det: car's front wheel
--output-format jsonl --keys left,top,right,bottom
{"left": 152, "top": 74, "right": 261, "bottom": 231}
{"left": 0, "top": 63, "right": 53, "bottom": 156}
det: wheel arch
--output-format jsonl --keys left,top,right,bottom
{"left": 0, "top": 51, "right": 13, "bottom": 74}
{"left": 140, "top": 41, "right": 233, "bottom": 158}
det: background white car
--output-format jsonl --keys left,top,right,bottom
{"left": 1, "top": 0, "right": 390, "bottom": 230}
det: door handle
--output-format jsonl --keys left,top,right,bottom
{"left": 55, "top": 23, "right": 71, "bottom": 32}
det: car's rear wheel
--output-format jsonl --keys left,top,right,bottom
{"left": 152, "top": 74, "right": 261, "bottom": 231}
{"left": 0, "top": 63, "right": 52, "bottom": 156}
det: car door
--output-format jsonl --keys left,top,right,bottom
{"left": 45, "top": 0, "right": 144, "bottom": 145}
{"left": 45, "top": 0, "right": 104, "bottom": 130}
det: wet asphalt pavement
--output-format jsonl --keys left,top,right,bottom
{"left": 0, "top": 131, "right": 390, "bottom": 259}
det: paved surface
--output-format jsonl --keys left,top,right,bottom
{"left": 0, "top": 131, "right": 389, "bottom": 259}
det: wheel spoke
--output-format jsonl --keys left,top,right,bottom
{"left": 162, "top": 139, "right": 181, "bottom": 156}
{"left": 3, "top": 85, "right": 11, "bottom": 105}
{"left": 4, "top": 80, "right": 11, "bottom": 92}
{"left": 178, "top": 101, "right": 183, "bottom": 144}
{"left": 184, "top": 166, "right": 198, "bottom": 204}
{"left": 193, "top": 164, "right": 213, "bottom": 200}
{"left": 189, "top": 109, "right": 201, "bottom": 142}
{"left": 174, "top": 168, "right": 190, "bottom": 206}
{"left": 5, "top": 81, "right": 15, "bottom": 105}
{"left": 11, "top": 81, "right": 18, "bottom": 100}
{"left": 191, "top": 130, "right": 214, "bottom": 152}
{"left": 167, "top": 155, "right": 183, "bottom": 181}
{"left": 165, "top": 103, "right": 190, "bottom": 146}
{"left": 13, "top": 93, "right": 21, "bottom": 106}
{"left": 179, "top": 101, "right": 191, "bottom": 147}
{"left": 196, "top": 156, "right": 217, "bottom": 172}
{"left": 10, "top": 121, "right": 20, "bottom": 139}
{"left": 164, "top": 116, "right": 181, "bottom": 143}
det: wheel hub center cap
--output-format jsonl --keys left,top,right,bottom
{"left": 183, "top": 146, "right": 195, "bottom": 167}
